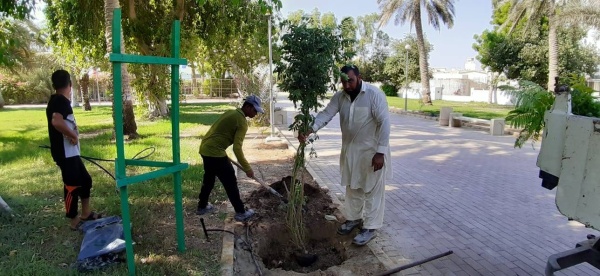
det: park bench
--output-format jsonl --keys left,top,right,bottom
{"left": 439, "top": 107, "right": 505, "bottom": 136}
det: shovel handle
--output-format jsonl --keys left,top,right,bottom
{"left": 228, "top": 157, "right": 287, "bottom": 202}
{"left": 229, "top": 158, "right": 245, "bottom": 173}
{"left": 229, "top": 158, "right": 268, "bottom": 186}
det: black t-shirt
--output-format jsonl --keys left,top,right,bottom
{"left": 46, "top": 94, "right": 80, "bottom": 162}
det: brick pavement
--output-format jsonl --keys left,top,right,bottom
{"left": 274, "top": 93, "right": 600, "bottom": 276}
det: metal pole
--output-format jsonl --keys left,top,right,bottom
{"left": 111, "top": 9, "right": 134, "bottom": 275}
{"left": 170, "top": 20, "right": 186, "bottom": 253}
{"left": 375, "top": 250, "right": 453, "bottom": 276}
{"left": 96, "top": 71, "right": 100, "bottom": 104}
{"left": 266, "top": 5, "right": 280, "bottom": 142}
{"left": 268, "top": 13, "right": 274, "bottom": 137}
{"left": 404, "top": 47, "right": 408, "bottom": 111}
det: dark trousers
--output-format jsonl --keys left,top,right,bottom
{"left": 57, "top": 156, "right": 93, "bottom": 219}
{"left": 198, "top": 155, "right": 245, "bottom": 213}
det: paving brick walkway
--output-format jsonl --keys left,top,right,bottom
{"left": 274, "top": 93, "right": 600, "bottom": 276}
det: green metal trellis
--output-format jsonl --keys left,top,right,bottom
{"left": 109, "top": 8, "right": 188, "bottom": 275}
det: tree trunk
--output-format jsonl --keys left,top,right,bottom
{"left": 146, "top": 65, "right": 170, "bottom": 118}
{"left": 105, "top": 0, "right": 139, "bottom": 138}
{"left": 547, "top": 15, "right": 559, "bottom": 91}
{"left": 80, "top": 73, "right": 92, "bottom": 111}
{"left": 488, "top": 85, "right": 493, "bottom": 104}
{"left": 413, "top": 5, "right": 432, "bottom": 105}
{"left": 146, "top": 95, "right": 170, "bottom": 118}
{"left": 492, "top": 72, "right": 499, "bottom": 104}
{"left": 488, "top": 72, "right": 496, "bottom": 104}
{"left": 70, "top": 75, "right": 80, "bottom": 107}
{"left": 127, "top": 2, "right": 170, "bottom": 119}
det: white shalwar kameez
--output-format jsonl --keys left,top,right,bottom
{"left": 312, "top": 82, "right": 391, "bottom": 229}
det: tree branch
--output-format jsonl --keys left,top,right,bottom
{"left": 129, "top": 0, "right": 136, "bottom": 19}
{"left": 177, "top": 0, "right": 185, "bottom": 21}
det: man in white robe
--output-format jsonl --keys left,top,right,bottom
{"left": 299, "top": 65, "right": 391, "bottom": 246}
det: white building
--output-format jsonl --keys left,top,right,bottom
{"left": 402, "top": 58, "right": 515, "bottom": 105}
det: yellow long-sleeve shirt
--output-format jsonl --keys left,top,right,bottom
{"left": 199, "top": 108, "right": 251, "bottom": 172}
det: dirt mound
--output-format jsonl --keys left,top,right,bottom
{"left": 232, "top": 135, "right": 386, "bottom": 275}
{"left": 244, "top": 176, "right": 351, "bottom": 273}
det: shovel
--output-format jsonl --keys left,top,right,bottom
{"left": 229, "top": 158, "right": 288, "bottom": 204}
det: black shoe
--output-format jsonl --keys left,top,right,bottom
{"left": 234, "top": 209, "right": 256, "bottom": 222}
{"left": 196, "top": 203, "right": 216, "bottom": 215}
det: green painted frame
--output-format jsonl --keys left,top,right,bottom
{"left": 109, "top": 8, "right": 188, "bottom": 275}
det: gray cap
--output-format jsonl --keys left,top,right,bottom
{"left": 244, "top": 95, "right": 264, "bottom": 113}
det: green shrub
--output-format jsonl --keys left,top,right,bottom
{"left": 568, "top": 76, "right": 600, "bottom": 117}
{"left": 0, "top": 69, "right": 54, "bottom": 105}
{"left": 381, "top": 83, "right": 398, "bottom": 97}
{"left": 504, "top": 78, "right": 600, "bottom": 148}
{"left": 0, "top": 77, "right": 28, "bottom": 104}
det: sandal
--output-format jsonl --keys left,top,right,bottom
{"left": 80, "top": 211, "right": 103, "bottom": 221}
{"left": 70, "top": 220, "right": 84, "bottom": 231}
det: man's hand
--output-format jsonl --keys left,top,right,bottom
{"left": 297, "top": 128, "right": 314, "bottom": 144}
{"left": 246, "top": 169, "right": 255, "bottom": 178}
{"left": 66, "top": 135, "right": 78, "bottom": 145}
{"left": 372, "top": 153, "right": 384, "bottom": 172}
{"left": 52, "top": 113, "right": 78, "bottom": 145}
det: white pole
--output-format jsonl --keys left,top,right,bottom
{"left": 266, "top": 4, "right": 280, "bottom": 142}
{"left": 71, "top": 83, "right": 76, "bottom": 107}
{"left": 404, "top": 43, "right": 411, "bottom": 111}
{"left": 269, "top": 13, "right": 273, "bottom": 136}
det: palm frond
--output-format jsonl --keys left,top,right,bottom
{"left": 424, "top": 0, "right": 455, "bottom": 29}
{"left": 501, "top": 0, "right": 548, "bottom": 34}
{"left": 378, "top": 0, "right": 455, "bottom": 30}
{"left": 378, "top": 0, "right": 408, "bottom": 28}
{"left": 522, "top": 0, "right": 547, "bottom": 31}
{"left": 558, "top": 5, "right": 600, "bottom": 29}
{"left": 504, "top": 80, "right": 554, "bottom": 148}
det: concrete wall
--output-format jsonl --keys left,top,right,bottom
{"left": 397, "top": 86, "right": 515, "bottom": 105}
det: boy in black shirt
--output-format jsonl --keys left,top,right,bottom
{"left": 46, "top": 70, "right": 101, "bottom": 230}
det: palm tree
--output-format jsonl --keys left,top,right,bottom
{"left": 378, "top": 0, "right": 455, "bottom": 105}
{"left": 0, "top": 19, "right": 42, "bottom": 71}
{"left": 104, "top": 0, "right": 138, "bottom": 138}
{"left": 502, "top": 0, "right": 600, "bottom": 90}
{"left": 80, "top": 72, "right": 92, "bottom": 111}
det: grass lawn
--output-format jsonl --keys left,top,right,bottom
{"left": 386, "top": 97, "right": 513, "bottom": 120}
{"left": 0, "top": 103, "right": 235, "bottom": 275}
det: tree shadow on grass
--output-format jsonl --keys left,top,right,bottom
{"left": 176, "top": 103, "right": 233, "bottom": 125}
{"left": 0, "top": 129, "right": 53, "bottom": 165}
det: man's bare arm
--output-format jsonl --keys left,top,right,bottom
{"left": 51, "top": 112, "right": 78, "bottom": 144}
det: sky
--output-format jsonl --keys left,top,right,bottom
{"left": 32, "top": 0, "right": 598, "bottom": 71}
{"left": 279, "top": 0, "right": 494, "bottom": 70}
{"left": 32, "top": 0, "right": 492, "bottom": 70}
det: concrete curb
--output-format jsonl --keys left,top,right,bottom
{"left": 220, "top": 195, "right": 236, "bottom": 275}
{"left": 273, "top": 126, "right": 398, "bottom": 271}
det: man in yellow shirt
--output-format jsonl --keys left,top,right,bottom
{"left": 197, "top": 95, "right": 263, "bottom": 222}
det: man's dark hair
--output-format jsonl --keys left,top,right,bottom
{"left": 340, "top": 65, "right": 360, "bottom": 76}
{"left": 51, "top": 70, "right": 71, "bottom": 90}
{"left": 242, "top": 102, "right": 253, "bottom": 109}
